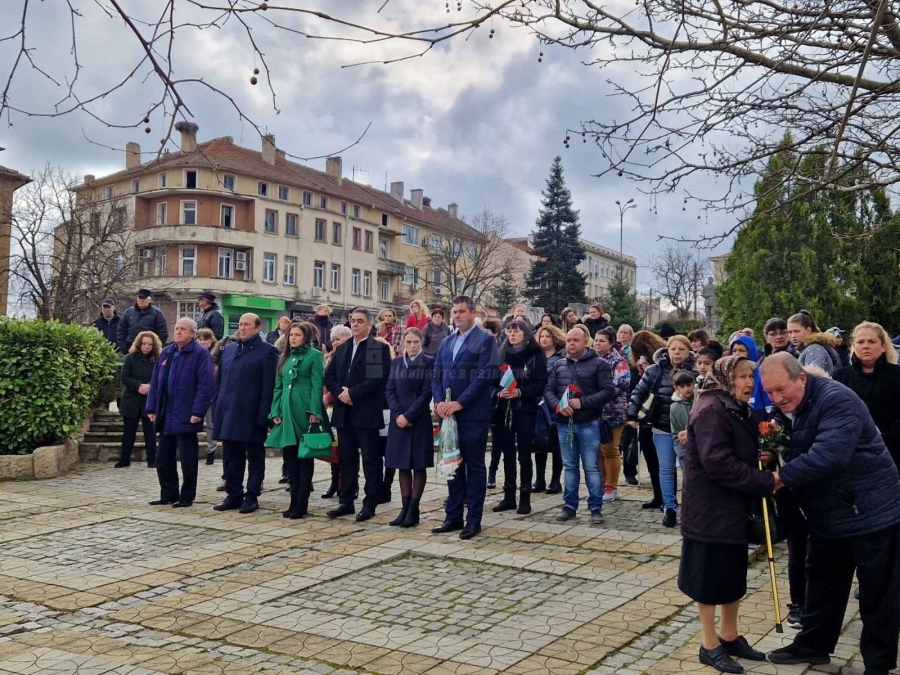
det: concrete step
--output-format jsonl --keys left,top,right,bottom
{"left": 83, "top": 431, "right": 208, "bottom": 443}
{"left": 79, "top": 444, "right": 285, "bottom": 464}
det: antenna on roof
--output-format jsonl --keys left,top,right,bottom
{"left": 351, "top": 165, "right": 369, "bottom": 183}
{"left": 384, "top": 170, "right": 388, "bottom": 192}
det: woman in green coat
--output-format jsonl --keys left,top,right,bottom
{"left": 266, "top": 321, "right": 327, "bottom": 519}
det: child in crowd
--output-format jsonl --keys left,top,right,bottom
{"left": 670, "top": 370, "right": 696, "bottom": 471}
{"left": 695, "top": 346, "right": 717, "bottom": 387}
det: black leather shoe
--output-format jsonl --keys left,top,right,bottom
{"left": 278, "top": 476, "right": 289, "bottom": 484}
{"left": 625, "top": 476, "right": 639, "bottom": 486}
{"left": 213, "top": 498, "right": 242, "bottom": 511}
{"left": 531, "top": 481, "right": 546, "bottom": 493}
{"left": 321, "top": 482, "right": 338, "bottom": 499}
{"left": 149, "top": 499, "right": 173, "bottom": 506}
{"left": 327, "top": 503, "right": 355, "bottom": 519}
{"left": 205, "top": 453, "right": 214, "bottom": 466}
{"left": 431, "top": 519, "right": 464, "bottom": 534}
{"left": 699, "top": 645, "right": 743, "bottom": 673}
{"left": 767, "top": 643, "right": 830, "bottom": 665}
{"left": 172, "top": 501, "right": 193, "bottom": 508}
{"left": 146, "top": 461, "right": 157, "bottom": 469}
{"left": 545, "top": 481, "right": 562, "bottom": 494}
{"left": 238, "top": 498, "right": 259, "bottom": 514}
{"left": 662, "top": 508, "right": 677, "bottom": 528}
{"left": 459, "top": 523, "right": 481, "bottom": 540}
{"left": 720, "top": 636, "right": 765, "bottom": 661}
{"left": 642, "top": 499, "right": 663, "bottom": 510}
{"left": 114, "top": 461, "right": 130, "bottom": 468}
{"left": 356, "top": 505, "right": 376, "bottom": 521}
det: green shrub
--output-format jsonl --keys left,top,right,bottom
{"left": 0, "top": 319, "right": 118, "bottom": 455}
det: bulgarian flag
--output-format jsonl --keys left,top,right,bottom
{"left": 433, "top": 425, "right": 441, "bottom": 446}
{"left": 557, "top": 387, "right": 571, "bottom": 413}
{"left": 499, "top": 365, "right": 518, "bottom": 394}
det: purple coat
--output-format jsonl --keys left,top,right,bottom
{"left": 145, "top": 340, "right": 216, "bottom": 435}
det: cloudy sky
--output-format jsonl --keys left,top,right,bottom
{"left": 0, "top": 0, "right": 735, "bottom": 291}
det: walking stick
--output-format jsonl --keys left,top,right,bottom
{"left": 759, "top": 460, "right": 784, "bottom": 633}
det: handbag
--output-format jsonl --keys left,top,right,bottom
{"left": 298, "top": 424, "right": 334, "bottom": 460}
{"left": 748, "top": 495, "right": 788, "bottom": 545}
{"left": 636, "top": 368, "right": 664, "bottom": 421}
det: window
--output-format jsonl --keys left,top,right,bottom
{"left": 105, "top": 186, "right": 115, "bottom": 199}
{"left": 364, "top": 230, "right": 374, "bottom": 253}
{"left": 429, "top": 235, "right": 444, "bottom": 252}
{"left": 467, "top": 243, "right": 478, "bottom": 259}
{"left": 352, "top": 227, "right": 361, "bottom": 250}
{"left": 177, "top": 302, "right": 201, "bottom": 322}
{"left": 313, "top": 261, "right": 325, "bottom": 289}
{"left": 380, "top": 278, "right": 390, "bottom": 301}
{"left": 264, "top": 209, "right": 277, "bottom": 233}
{"left": 315, "top": 219, "right": 326, "bottom": 242}
{"left": 330, "top": 263, "right": 341, "bottom": 292}
{"left": 353, "top": 204, "right": 361, "bottom": 218}
{"left": 131, "top": 179, "right": 140, "bottom": 194}
{"left": 402, "top": 224, "right": 420, "bottom": 246}
{"left": 320, "top": 195, "right": 328, "bottom": 209}
{"left": 155, "top": 248, "right": 167, "bottom": 276}
{"left": 258, "top": 181, "right": 269, "bottom": 197}
{"left": 156, "top": 203, "right": 167, "bottom": 226}
{"left": 263, "top": 253, "right": 276, "bottom": 282}
{"left": 284, "top": 256, "right": 296, "bottom": 285}
{"left": 220, "top": 204, "right": 234, "bottom": 228}
{"left": 332, "top": 222, "right": 342, "bottom": 245}
{"left": 218, "top": 248, "right": 233, "bottom": 278}
{"left": 286, "top": 213, "right": 298, "bottom": 237}
{"left": 112, "top": 207, "right": 127, "bottom": 230}
{"left": 452, "top": 239, "right": 462, "bottom": 256}
{"left": 403, "top": 265, "right": 419, "bottom": 289}
{"left": 180, "top": 246, "right": 196, "bottom": 276}
{"left": 158, "top": 172, "right": 168, "bottom": 188}
{"left": 351, "top": 269, "right": 360, "bottom": 295}
{"left": 185, "top": 170, "right": 197, "bottom": 189}
{"left": 433, "top": 270, "right": 444, "bottom": 295}
{"left": 381, "top": 213, "right": 389, "bottom": 227}
{"left": 278, "top": 185, "right": 290, "bottom": 201}
{"left": 223, "top": 174, "right": 235, "bottom": 190}
{"left": 341, "top": 201, "right": 348, "bottom": 215}
{"left": 91, "top": 213, "right": 101, "bottom": 235}
{"left": 181, "top": 200, "right": 197, "bottom": 225}
{"left": 303, "top": 191, "right": 312, "bottom": 206}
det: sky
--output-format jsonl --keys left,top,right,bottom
{"left": 0, "top": 0, "right": 736, "bottom": 293}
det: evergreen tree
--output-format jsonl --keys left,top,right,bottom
{"left": 525, "top": 157, "right": 588, "bottom": 313}
{"left": 492, "top": 267, "right": 520, "bottom": 317}
{"left": 603, "top": 272, "right": 643, "bottom": 330}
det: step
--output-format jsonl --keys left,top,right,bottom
{"left": 79, "top": 444, "right": 285, "bottom": 463}
{"left": 83, "top": 431, "right": 208, "bottom": 443}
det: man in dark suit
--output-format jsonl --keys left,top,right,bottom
{"left": 324, "top": 307, "right": 392, "bottom": 521}
{"left": 431, "top": 295, "right": 499, "bottom": 540}
{"left": 212, "top": 313, "right": 278, "bottom": 514}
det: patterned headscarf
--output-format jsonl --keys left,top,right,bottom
{"left": 700, "top": 355, "right": 747, "bottom": 395}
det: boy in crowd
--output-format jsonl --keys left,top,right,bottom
{"left": 670, "top": 370, "right": 695, "bottom": 471}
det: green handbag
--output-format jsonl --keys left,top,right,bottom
{"left": 298, "top": 424, "right": 334, "bottom": 459}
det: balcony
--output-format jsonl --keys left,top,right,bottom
{"left": 377, "top": 257, "right": 406, "bottom": 276}
{"left": 133, "top": 224, "right": 256, "bottom": 248}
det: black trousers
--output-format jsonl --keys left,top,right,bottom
{"left": 284, "top": 445, "right": 314, "bottom": 513}
{"left": 156, "top": 432, "right": 198, "bottom": 503}
{"left": 446, "top": 421, "right": 489, "bottom": 526}
{"left": 492, "top": 411, "right": 535, "bottom": 490}
{"left": 639, "top": 424, "right": 662, "bottom": 503}
{"left": 787, "top": 519, "right": 809, "bottom": 606}
{"left": 122, "top": 415, "right": 156, "bottom": 465}
{"left": 337, "top": 427, "right": 381, "bottom": 508}
{"left": 620, "top": 423, "right": 638, "bottom": 480}
{"left": 223, "top": 440, "right": 265, "bottom": 500}
{"left": 797, "top": 524, "right": 900, "bottom": 671}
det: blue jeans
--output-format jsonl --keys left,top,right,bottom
{"left": 558, "top": 420, "right": 602, "bottom": 513}
{"left": 653, "top": 432, "right": 678, "bottom": 511}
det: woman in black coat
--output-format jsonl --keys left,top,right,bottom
{"left": 679, "top": 356, "right": 777, "bottom": 673}
{"left": 491, "top": 319, "right": 548, "bottom": 515}
{"left": 118, "top": 331, "right": 163, "bottom": 468}
{"left": 384, "top": 328, "right": 434, "bottom": 528}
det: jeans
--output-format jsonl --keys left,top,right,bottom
{"left": 156, "top": 432, "right": 198, "bottom": 503}
{"left": 653, "top": 432, "right": 678, "bottom": 511}
{"left": 223, "top": 440, "right": 265, "bottom": 500}
{"left": 445, "top": 421, "right": 489, "bottom": 526}
{"left": 600, "top": 424, "right": 623, "bottom": 490}
{"left": 121, "top": 415, "right": 156, "bottom": 465}
{"left": 558, "top": 420, "right": 602, "bottom": 513}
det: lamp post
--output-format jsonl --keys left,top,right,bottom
{"left": 615, "top": 198, "right": 635, "bottom": 280}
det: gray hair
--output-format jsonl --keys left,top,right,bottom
{"left": 176, "top": 317, "right": 197, "bottom": 332}
{"left": 759, "top": 351, "right": 804, "bottom": 380}
{"left": 330, "top": 325, "right": 351, "bottom": 341}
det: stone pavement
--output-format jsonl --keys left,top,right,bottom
{"left": 0, "top": 459, "right": 878, "bottom": 674}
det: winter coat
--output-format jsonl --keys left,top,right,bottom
{"left": 731, "top": 335, "right": 773, "bottom": 418}
{"left": 681, "top": 391, "right": 776, "bottom": 545}
{"left": 214, "top": 333, "right": 279, "bottom": 443}
{"left": 760, "top": 342, "right": 798, "bottom": 362}
{"left": 120, "top": 352, "right": 155, "bottom": 419}
{"left": 311, "top": 315, "right": 333, "bottom": 351}
{"left": 385, "top": 353, "right": 435, "bottom": 467}
{"left": 93, "top": 313, "right": 120, "bottom": 347}
{"left": 324, "top": 336, "right": 392, "bottom": 429}
{"left": 833, "top": 354, "right": 900, "bottom": 468}
{"left": 377, "top": 322, "right": 403, "bottom": 355}
{"left": 266, "top": 330, "right": 286, "bottom": 345}
{"left": 834, "top": 344, "right": 851, "bottom": 369}
{"left": 597, "top": 349, "right": 631, "bottom": 429}
{"left": 544, "top": 348, "right": 616, "bottom": 425}
{"left": 265, "top": 345, "right": 327, "bottom": 449}
{"left": 797, "top": 332, "right": 841, "bottom": 375}
{"left": 669, "top": 391, "right": 693, "bottom": 459}
{"left": 117, "top": 304, "right": 168, "bottom": 353}
{"left": 492, "top": 343, "right": 548, "bottom": 421}
{"left": 422, "top": 321, "right": 451, "bottom": 357}
{"left": 405, "top": 314, "right": 429, "bottom": 331}
{"left": 197, "top": 303, "right": 225, "bottom": 340}
{"left": 431, "top": 325, "right": 500, "bottom": 423}
{"left": 582, "top": 316, "right": 609, "bottom": 339}
{"left": 145, "top": 340, "right": 215, "bottom": 435}
{"left": 777, "top": 374, "right": 900, "bottom": 539}
{"left": 626, "top": 348, "right": 698, "bottom": 432}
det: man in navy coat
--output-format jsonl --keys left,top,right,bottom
{"left": 431, "top": 295, "right": 499, "bottom": 540}
{"left": 213, "top": 313, "right": 278, "bottom": 514}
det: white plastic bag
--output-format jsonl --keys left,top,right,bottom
{"left": 437, "top": 415, "right": 461, "bottom": 481}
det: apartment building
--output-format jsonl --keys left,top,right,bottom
{"left": 71, "top": 123, "right": 484, "bottom": 333}
{"left": 0, "top": 165, "right": 31, "bottom": 316}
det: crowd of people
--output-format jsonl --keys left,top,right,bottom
{"left": 93, "top": 290, "right": 900, "bottom": 675}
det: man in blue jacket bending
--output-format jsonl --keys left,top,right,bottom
{"left": 761, "top": 352, "right": 900, "bottom": 675}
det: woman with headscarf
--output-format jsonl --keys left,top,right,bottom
{"left": 679, "top": 356, "right": 777, "bottom": 673}
{"left": 728, "top": 335, "right": 773, "bottom": 423}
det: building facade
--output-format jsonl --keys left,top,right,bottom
{"left": 0, "top": 165, "right": 32, "bottom": 316}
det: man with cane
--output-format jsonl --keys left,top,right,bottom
{"left": 761, "top": 353, "right": 900, "bottom": 675}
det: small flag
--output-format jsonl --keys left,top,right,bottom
{"left": 433, "top": 425, "right": 440, "bottom": 446}
{"left": 499, "top": 365, "right": 518, "bottom": 394}
{"left": 557, "top": 387, "right": 570, "bottom": 413}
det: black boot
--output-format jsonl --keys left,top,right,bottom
{"left": 517, "top": 488, "right": 531, "bottom": 515}
{"left": 206, "top": 451, "right": 215, "bottom": 466}
{"left": 487, "top": 468, "right": 497, "bottom": 489}
{"left": 399, "top": 498, "right": 420, "bottom": 528}
{"left": 289, "top": 487, "right": 309, "bottom": 520}
{"left": 321, "top": 464, "right": 339, "bottom": 499}
{"left": 533, "top": 453, "right": 547, "bottom": 493}
{"left": 389, "top": 497, "right": 410, "bottom": 526}
{"left": 493, "top": 486, "right": 517, "bottom": 512}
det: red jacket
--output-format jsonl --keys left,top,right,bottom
{"left": 406, "top": 314, "right": 428, "bottom": 331}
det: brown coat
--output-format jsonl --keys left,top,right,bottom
{"left": 681, "top": 391, "right": 775, "bottom": 545}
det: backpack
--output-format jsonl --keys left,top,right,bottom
{"left": 534, "top": 398, "right": 553, "bottom": 446}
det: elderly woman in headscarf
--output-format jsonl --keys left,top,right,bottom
{"left": 729, "top": 334, "right": 773, "bottom": 423}
{"left": 678, "top": 356, "right": 779, "bottom": 674}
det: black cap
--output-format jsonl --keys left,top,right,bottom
{"left": 100, "top": 298, "right": 115, "bottom": 307}
{"left": 198, "top": 291, "right": 216, "bottom": 302}
{"left": 136, "top": 288, "right": 152, "bottom": 299}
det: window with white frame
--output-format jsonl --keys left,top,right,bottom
{"left": 380, "top": 278, "right": 389, "bottom": 301}
{"left": 181, "top": 200, "right": 197, "bottom": 225}
{"left": 429, "top": 234, "right": 444, "bottom": 252}
{"left": 278, "top": 185, "right": 290, "bottom": 201}
{"left": 363, "top": 271, "right": 372, "bottom": 297}
{"left": 154, "top": 248, "right": 167, "bottom": 276}
{"left": 303, "top": 191, "right": 312, "bottom": 206}
{"left": 330, "top": 263, "right": 341, "bottom": 291}
{"left": 403, "top": 265, "right": 419, "bottom": 289}
{"left": 402, "top": 224, "right": 420, "bottom": 246}
{"left": 258, "top": 181, "right": 269, "bottom": 197}
{"left": 433, "top": 270, "right": 444, "bottom": 295}
{"left": 218, "top": 248, "right": 233, "bottom": 278}
{"left": 185, "top": 170, "right": 197, "bottom": 189}
{"left": 452, "top": 239, "right": 462, "bottom": 256}
{"left": 180, "top": 246, "right": 196, "bottom": 276}
{"left": 382, "top": 213, "right": 389, "bottom": 227}
{"left": 221, "top": 204, "right": 234, "bottom": 228}
{"left": 177, "top": 302, "right": 201, "bottom": 322}
{"left": 313, "top": 261, "right": 325, "bottom": 289}
{"left": 158, "top": 172, "right": 168, "bottom": 188}
{"left": 264, "top": 209, "right": 277, "bottom": 233}
{"left": 223, "top": 174, "right": 235, "bottom": 190}
{"left": 351, "top": 268, "right": 360, "bottom": 295}
{"left": 284, "top": 256, "right": 296, "bottom": 285}
{"left": 286, "top": 213, "right": 298, "bottom": 236}
{"left": 263, "top": 253, "right": 276, "bottom": 282}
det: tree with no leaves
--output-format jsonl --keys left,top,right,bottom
{"left": 650, "top": 244, "right": 708, "bottom": 319}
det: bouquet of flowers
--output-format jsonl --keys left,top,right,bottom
{"left": 758, "top": 420, "right": 788, "bottom": 464}
{"left": 557, "top": 384, "right": 581, "bottom": 431}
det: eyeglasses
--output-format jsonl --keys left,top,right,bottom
{"left": 766, "top": 330, "right": 787, "bottom": 336}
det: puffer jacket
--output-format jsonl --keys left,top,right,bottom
{"left": 493, "top": 342, "right": 548, "bottom": 418}
{"left": 777, "top": 374, "right": 900, "bottom": 539}
{"left": 797, "top": 332, "right": 841, "bottom": 375}
{"left": 597, "top": 348, "right": 630, "bottom": 428}
{"left": 626, "top": 348, "right": 697, "bottom": 432}
{"left": 544, "top": 348, "right": 616, "bottom": 425}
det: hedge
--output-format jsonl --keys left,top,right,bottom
{"left": 0, "top": 319, "right": 118, "bottom": 455}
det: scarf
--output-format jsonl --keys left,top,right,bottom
{"left": 700, "top": 355, "right": 745, "bottom": 395}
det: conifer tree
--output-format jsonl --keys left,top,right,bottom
{"left": 603, "top": 272, "right": 643, "bottom": 329}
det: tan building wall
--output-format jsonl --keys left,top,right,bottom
{"left": 0, "top": 167, "right": 32, "bottom": 316}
